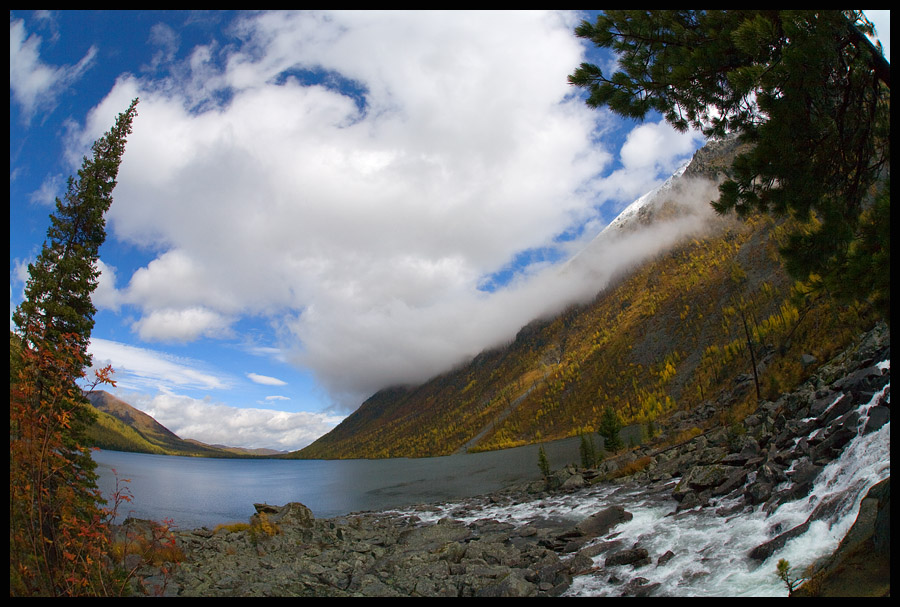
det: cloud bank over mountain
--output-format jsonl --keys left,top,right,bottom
{"left": 64, "top": 11, "right": 704, "bottom": 411}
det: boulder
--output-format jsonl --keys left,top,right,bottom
{"left": 475, "top": 571, "right": 537, "bottom": 598}
{"left": 748, "top": 520, "right": 811, "bottom": 561}
{"left": 620, "top": 576, "right": 660, "bottom": 597}
{"left": 795, "top": 477, "right": 890, "bottom": 597}
{"left": 830, "top": 365, "right": 888, "bottom": 393}
{"left": 786, "top": 458, "right": 822, "bottom": 492}
{"left": 574, "top": 506, "right": 633, "bottom": 539}
{"left": 253, "top": 502, "right": 315, "bottom": 527}
{"left": 673, "top": 464, "right": 734, "bottom": 500}
{"left": 605, "top": 547, "right": 650, "bottom": 568}
{"left": 559, "top": 472, "right": 586, "bottom": 491}
{"left": 397, "top": 517, "right": 472, "bottom": 549}
{"left": 657, "top": 550, "right": 675, "bottom": 566}
{"left": 863, "top": 405, "right": 890, "bottom": 434}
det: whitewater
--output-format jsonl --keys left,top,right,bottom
{"left": 394, "top": 362, "right": 890, "bottom": 597}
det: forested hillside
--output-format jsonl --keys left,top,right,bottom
{"left": 296, "top": 139, "right": 880, "bottom": 460}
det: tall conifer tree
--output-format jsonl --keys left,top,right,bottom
{"left": 10, "top": 99, "right": 138, "bottom": 595}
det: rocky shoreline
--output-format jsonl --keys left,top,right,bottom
{"left": 130, "top": 323, "right": 890, "bottom": 597}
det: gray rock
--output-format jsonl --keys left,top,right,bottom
{"left": 476, "top": 571, "right": 537, "bottom": 597}
{"left": 574, "top": 506, "right": 633, "bottom": 539}
{"left": 656, "top": 550, "right": 675, "bottom": 566}
{"left": 676, "top": 464, "right": 735, "bottom": 493}
{"left": 605, "top": 547, "right": 649, "bottom": 567}
{"left": 786, "top": 458, "right": 822, "bottom": 491}
{"left": 621, "top": 576, "right": 661, "bottom": 597}
{"left": 864, "top": 405, "right": 890, "bottom": 434}
{"left": 749, "top": 520, "right": 811, "bottom": 561}
{"left": 560, "top": 472, "right": 586, "bottom": 490}
{"left": 796, "top": 477, "right": 890, "bottom": 596}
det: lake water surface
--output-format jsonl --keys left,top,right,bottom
{"left": 93, "top": 437, "right": 582, "bottom": 530}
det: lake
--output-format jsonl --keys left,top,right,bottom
{"left": 92, "top": 437, "right": 583, "bottom": 530}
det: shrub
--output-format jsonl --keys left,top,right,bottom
{"left": 213, "top": 522, "right": 251, "bottom": 534}
{"left": 776, "top": 558, "right": 806, "bottom": 596}
{"left": 611, "top": 456, "right": 653, "bottom": 479}
{"left": 249, "top": 512, "right": 281, "bottom": 542}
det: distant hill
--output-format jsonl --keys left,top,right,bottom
{"left": 84, "top": 390, "right": 285, "bottom": 458}
{"left": 295, "top": 137, "right": 879, "bottom": 459}
{"left": 182, "top": 439, "right": 287, "bottom": 457}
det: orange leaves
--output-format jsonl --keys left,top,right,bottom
{"left": 92, "top": 364, "right": 117, "bottom": 389}
{"left": 10, "top": 332, "right": 127, "bottom": 596}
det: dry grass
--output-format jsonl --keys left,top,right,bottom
{"left": 610, "top": 455, "right": 654, "bottom": 479}
{"left": 213, "top": 522, "right": 251, "bottom": 534}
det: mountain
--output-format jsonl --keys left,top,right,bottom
{"left": 294, "top": 137, "right": 879, "bottom": 460}
{"left": 84, "top": 390, "right": 285, "bottom": 458}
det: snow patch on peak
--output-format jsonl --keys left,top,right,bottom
{"left": 601, "top": 159, "right": 692, "bottom": 236}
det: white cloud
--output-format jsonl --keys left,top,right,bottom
{"left": 9, "top": 17, "right": 97, "bottom": 123}
{"left": 86, "top": 339, "right": 340, "bottom": 450}
{"left": 247, "top": 372, "right": 288, "bottom": 386}
{"left": 88, "top": 337, "right": 232, "bottom": 393}
{"left": 131, "top": 307, "right": 233, "bottom": 343}
{"left": 93, "top": 260, "right": 122, "bottom": 312}
{"left": 126, "top": 391, "right": 344, "bottom": 451}
{"left": 28, "top": 173, "right": 64, "bottom": 206}
{"left": 595, "top": 121, "right": 706, "bottom": 211}
{"left": 74, "top": 11, "right": 704, "bottom": 410}
{"left": 145, "top": 22, "right": 181, "bottom": 71}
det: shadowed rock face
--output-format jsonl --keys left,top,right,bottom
{"left": 794, "top": 477, "right": 891, "bottom": 597}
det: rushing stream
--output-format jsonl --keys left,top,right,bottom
{"left": 393, "top": 378, "right": 891, "bottom": 597}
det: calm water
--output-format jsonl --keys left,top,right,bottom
{"left": 92, "top": 438, "right": 582, "bottom": 530}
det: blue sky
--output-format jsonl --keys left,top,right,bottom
{"left": 10, "top": 10, "right": 890, "bottom": 451}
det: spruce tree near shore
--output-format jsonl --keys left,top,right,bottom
{"left": 598, "top": 406, "right": 623, "bottom": 453}
{"left": 10, "top": 99, "right": 138, "bottom": 596}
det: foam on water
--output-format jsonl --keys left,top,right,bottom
{"left": 396, "top": 374, "right": 890, "bottom": 596}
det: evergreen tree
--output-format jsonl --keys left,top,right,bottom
{"left": 13, "top": 98, "right": 139, "bottom": 360}
{"left": 598, "top": 406, "right": 623, "bottom": 453}
{"left": 537, "top": 445, "right": 551, "bottom": 479}
{"left": 646, "top": 419, "right": 657, "bottom": 440}
{"left": 579, "top": 433, "right": 600, "bottom": 468}
{"left": 569, "top": 11, "right": 890, "bottom": 321}
{"left": 10, "top": 99, "right": 138, "bottom": 595}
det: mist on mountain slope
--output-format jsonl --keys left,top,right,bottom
{"left": 298, "top": 170, "right": 725, "bottom": 411}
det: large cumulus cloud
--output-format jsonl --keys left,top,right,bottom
{"left": 70, "top": 11, "right": 704, "bottom": 410}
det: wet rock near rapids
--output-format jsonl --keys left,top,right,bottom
{"left": 604, "top": 547, "right": 650, "bottom": 568}
{"left": 794, "top": 477, "right": 891, "bottom": 597}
